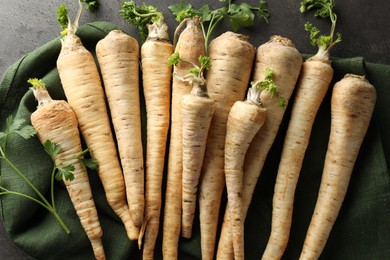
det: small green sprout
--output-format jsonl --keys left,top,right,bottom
{"left": 57, "top": 3, "right": 69, "bottom": 32}
{"left": 300, "top": 0, "right": 342, "bottom": 52}
{"left": 80, "top": 0, "right": 99, "bottom": 12}
{"left": 120, "top": 0, "right": 165, "bottom": 42}
{"left": 248, "top": 67, "right": 285, "bottom": 108}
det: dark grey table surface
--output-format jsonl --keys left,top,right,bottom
{"left": 1, "top": 0, "right": 389, "bottom": 259}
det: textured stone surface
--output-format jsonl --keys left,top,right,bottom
{"left": 0, "top": 0, "right": 389, "bottom": 259}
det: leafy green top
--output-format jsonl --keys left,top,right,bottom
{"left": 43, "top": 140, "right": 74, "bottom": 181}
{"left": 27, "top": 78, "right": 46, "bottom": 89}
{"left": 28, "top": 78, "right": 54, "bottom": 107}
{"left": 57, "top": 0, "right": 99, "bottom": 37}
{"left": 300, "top": 0, "right": 342, "bottom": 53}
{"left": 169, "top": 0, "right": 269, "bottom": 54}
{"left": 57, "top": 3, "right": 69, "bottom": 36}
{"left": 43, "top": 140, "right": 97, "bottom": 181}
{"left": 254, "top": 68, "right": 278, "bottom": 97}
{"left": 120, "top": 1, "right": 166, "bottom": 42}
{"left": 249, "top": 68, "right": 285, "bottom": 108}
{"left": 168, "top": 52, "right": 211, "bottom": 97}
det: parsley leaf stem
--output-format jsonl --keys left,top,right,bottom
{"left": 51, "top": 165, "right": 57, "bottom": 212}
{"left": 0, "top": 187, "right": 50, "bottom": 211}
{"left": 1, "top": 153, "right": 51, "bottom": 208}
{"left": 0, "top": 151, "right": 69, "bottom": 234}
{"left": 0, "top": 116, "right": 70, "bottom": 234}
{"left": 204, "top": 14, "right": 224, "bottom": 54}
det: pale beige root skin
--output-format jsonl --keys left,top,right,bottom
{"left": 299, "top": 74, "right": 376, "bottom": 260}
{"left": 138, "top": 38, "right": 173, "bottom": 259}
{"left": 225, "top": 101, "right": 266, "bottom": 260}
{"left": 216, "top": 35, "right": 303, "bottom": 260}
{"left": 163, "top": 18, "right": 205, "bottom": 260}
{"left": 31, "top": 100, "right": 105, "bottom": 260}
{"left": 57, "top": 34, "right": 139, "bottom": 240}
{"left": 181, "top": 94, "right": 214, "bottom": 239}
{"left": 263, "top": 51, "right": 334, "bottom": 260}
{"left": 199, "top": 31, "right": 255, "bottom": 260}
{"left": 96, "top": 30, "right": 144, "bottom": 228}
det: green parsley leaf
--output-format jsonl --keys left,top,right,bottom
{"left": 80, "top": 0, "right": 99, "bottom": 12}
{"left": 56, "top": 3, "right": 69, "bottom": 30}
{"left": 305, "top": 21, "right": 320, "bottom": 46}
{"left": 258, "top": 1, "right": 270, "bottom": 23}
{"left": 199, "top": 55, "right": 211, "bottom": 71}
{"left": 7, "top": 117, "right": 23, "bottom": 133}
{"left": 80, "top": 158, "right": 97, "bottom": 170}
{"left": 301, "top": 0, "right": 333, "bottom": 19}
{"left": 44, "top": 140, "right": 61, "bottom": 161}
{"left": 0, "top": 116, "right": 36, "bottom": 151}
{"left": 168, "top": 1, "right": 195, "bottom": 22}
{"left": 228, "top": 2, "right": 269, "bottom": 31}
{"left": 120, "top": 0, "right": 164, "bottom": 41}
{"left": 251, "top": 67, "right": 285, "bottom": 107}
{"left": 198, "top": 5, "right": 213, "bottom": 22}
{"left": 76, "top": 147, "right": 97, "bottom": 170}
{"left": 279, "top": 97, "right": 286, "bottom": 109}
{"left": 253, "top": 67, "right": 277, "bottom": 97}
{"left": 189, "top": 67, "right": 201, "bottom": 76}
{"left": 300, "top": 0, "right": 341, "bottom": 51}
{"left": 15, "top": 125, "right": 36, "bottom": 140}
{"left": 264, "top": 67, "right": 273, "bottom": 79}
{"left": 56, "top": 164, "right": 75, "bottom": 181}
{"left": 168, "top": 52, "right": 181, "bottom": 66}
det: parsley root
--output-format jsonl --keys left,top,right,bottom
{"left": 263, "top": 52, "right": 333, "bottom": 260}
{"left": 181, "top": 91, "right": 214, "bottom": 238}
{"left": 199, "top": 31, "right": 256, "bottom": 260}
{"left": 56, "top": 2, "right": 139, "bottom": 240}
{"left": 96, "top": 29, "right": 144, "bottom": 229}
{"left": 168, "top": 2, "right": 268, "bottom": 256}
{"left": 299, "top": 74, "right": 376, "bottom": 259}
{"left": 216, "top": 36, "right": 303, "bottom": 260}
{"left": 29, "top": 79, "right": 105, "bottom": 260}
{"left": 169, "top": 53, "right": 214, "bottom": 239}
{"left": 224, "top": 82, "right": 267, "bottom": 259}
{"left": 163, "top": 17, "right": 205, "bottom": 259}
{"left": 120, "top": 1, "right": 174, "bottom": 257}
{"left": 0, "top": 116, "right": 71, "bottom": 236}
{"left": 263, "top": 1, "right": 341, "bottom": 257}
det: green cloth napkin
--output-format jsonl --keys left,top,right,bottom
{"left": 1, "top": 21, "right": 389, "bottom": 260}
